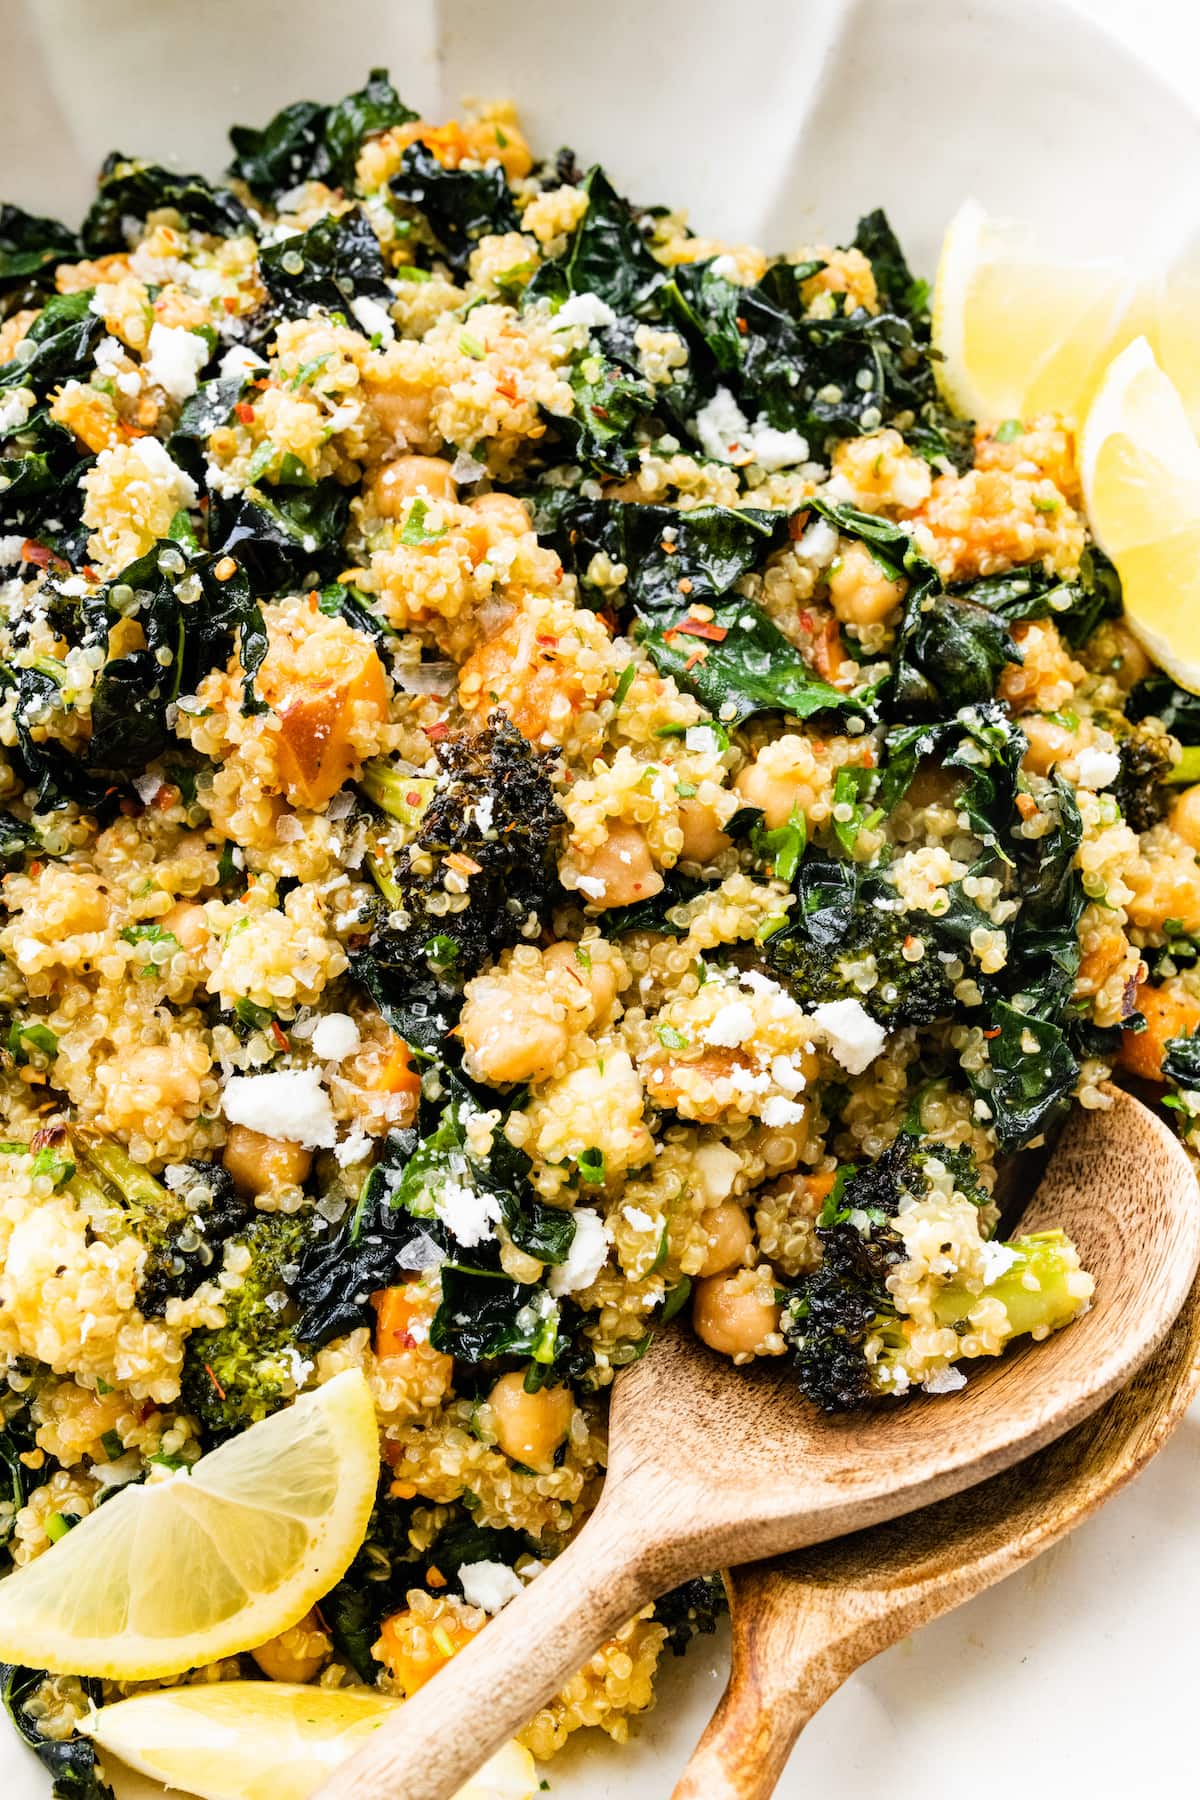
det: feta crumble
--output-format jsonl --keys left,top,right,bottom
{"left": 145, "top": 323, "right": 210, "bottom": 404}
{"left": 1074, "top": 746, "right": 1121, "bottom": 790}
{"left": 553, "top": 292, "right": 617, "bottom": 331}
{"left": 702, "top": 1001, "right": 755, "bottom": 1049}
{"left": 923, "top": 1364, "right": 968, "bottom": 1395}
{"left": 548, "top": 1208, "right": 612, "bottom": 1297}
{"left": 459, "top": 1559, "right": 525, "bottom": 1613}
{"left": 311, "top": 1012, "right": 361, "bottom": 1061}
{"left": 692, "top": 385, "right": 810, "bottom": 472}
{"left": 350, "top": 294, "right": 396, "bottom": 345}
{"left": 222, "top": 1068, "right": 336, "bottom": 1148}
{"left": 810, "top": 998, "right": 887, "bottom": 1075}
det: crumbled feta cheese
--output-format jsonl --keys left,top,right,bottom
{"left": 334, "top": 1127, "right": 373, "bottom": 1168}
{"left": 145, "top": 323, "right": 210, "bottom": 403}
{"left": 434, "top": 1178, "right": 502, "bottom": 1249}
{"left": 459, "top": 1559, "right": 525, "bottom": 1613}
{"left": 311, "top": 1012, "right": 361, "bottom": 1061}
{"left": 710, "top": 254, "right": 741, "bottom": 282}
{"left": 0, "top": 388, "right": 35, "bottom": 438}
{"left": 219, "top": 344, "right": 268, "bottom": 381}
{"left": 575, "top": 874, "right": 607, "bottom": 900}
{"left": 702, "top": 1001, "right": 756, "bottom": 1048}
{"left": 770, "top": 1054, "right": 808, "bottom": 1095}
{"left": 548, "top": 1208, "right": 612, "bottom": 1297}
{"left": 684, "top": 723, "right": 723, "bottom": 753}
{"left": 761, "top": 1095, "right": 806, "bottom": 1127}
{"left": 131, "top": 434, "right": 199, "bottom": 508}
{"left": 978, "top": 1240, "right": 1022, "bottom": 1285}
{"left": 692, "top": 385, "right": 809, "bottom": 471}
{"left": 622, "top": 1204, "right": 654, "bottom": 1230}
{"left": 349, "top": 294, "right": 396, "bottom": 345}
{"left": 222, "top": 1068, "right": 336, "bottom": 1148}
{"left": 450, "top": 449, "right": 486, "bottom": 484}
{"left": 133, "top": 772, "right": 163, "bottom": 804}
{"left": 474, "top": 794, "right": 495, "bottom": 835}
{"left": 691, "top": 1141, "right": 741, "bottom": 1205}
{"left": 0, "top": 537, "right": 27, "bottom": 568}
{"left": 1074, "top": 746, "right": 1121, "bottom": 790}
{"left": 553, "top": 292, "right": 617, "bottom": 331}
{"left": 923, "top": 1364, "right": 968, "bottom": 1395}
{"left": 810, "top": 998, "right": 886, "bottom": 1074}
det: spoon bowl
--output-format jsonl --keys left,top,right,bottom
{"left": 317, "top": 1087, "right": 1200, "bottom": 1800}
{"left": 671, "top": 1255, "right": 1200, "bottom": 1798}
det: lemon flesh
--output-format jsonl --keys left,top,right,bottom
{"left": 0, "top": 1370, "right": 378, "bottom": 1679}
{"left": 1081, "top": 337, "right": 1200, "bottom": 694}
{"left": 933, "top": 199, "right": 1200, "bottom": 428}
{"left": 86, "top": 1683, "right": 539, "bottom": 1800}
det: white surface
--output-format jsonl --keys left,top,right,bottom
{"left": 3, "top": 1, "right": 1200, "bottom": 1796}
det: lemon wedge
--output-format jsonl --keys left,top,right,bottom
{"left": 0, "top": 1370, "right": 378, "bottom": 1679}
{"left": 1081, "top": 337, "right": 1200, "bottom": 692}
{"left": 85, "top": 1683, "right": 539, "bottom": 1800}
{"left": 933, "top": 199, "right": 1200, "bottom": 428}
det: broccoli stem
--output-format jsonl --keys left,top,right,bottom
{"left": 1165, "top": 743, "right": 1200, "bottom": 786}
{"left": 360, "top": 761, "right": 436, "bottom": 826}
{"left": 928, "top": 1229, "right": 1088, "bottom": 1338}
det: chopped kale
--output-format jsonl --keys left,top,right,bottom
{"left": 0, "top": 291, "right": 103, "bottom": 398}
{"left": 259, "top": 207, "right": 392, "bottom": 314}
{"left": 389, "top": 144, "right": 519, "bottom": 272}
{"left": 81, "top": 155, "right": 252, "bottom": 255}
{"left": 557, "top": 166, "right": 664, "bottom": 313}
{"left": 0, "top": 1665, "right": 112, "bottom": 1800}
{"left": 229, "top": 69, "right": 415, "bottom": 200}
{"left": 0, "top": 205, "right": 78, "bottom": 291}
{"left": 653, "top": 1573, "right": 727, "bottom": 1654}
{"left": 207, "top": 480, "right": 352, "bottom": 594}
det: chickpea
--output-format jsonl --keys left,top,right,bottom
{"left": 903, "top": 762, "right": 959, "bottom": 809}
{"left": 488, "top": 1369, "right": 574, "bottom": 1472}
{"left": 734, "top": 739, "right": 816, "bottom": 830}
{"left": 160, "top": 900, "right": 209, "bottom": 953}
{"left": 1020, "top": 713, "right": 1076, "bottom": 775}
{"left": 369, "top": 454, "right": 457, "bottom": 518}
{"left": 469, "top": 491, "right": 532, "bottom": 533}
{"left": 250, "top": 1609, "right": 329, "bottom": 1683}
{"left": 677, "top": 797, "right": 731, "bottom": 866}
{"left": 459, "top": 973, "right": 570, "bottom": 1085}
{"left": 576, "top": 823, "right": 663, "bottom": 909}
{"left": 697, "top": 1202, "right": 753, "bottom": 1277}
{"left": 223, "top": 1124, "right": 313, "bottom": 1199}
{"left": 1127, "top": 849, "right": 1200, "bottom": 935}
{"left": 826, "top": 541, "right": 907, "bottom": 627}
{"left": 364, "top": 384, "right": 433, "bottom": 450}
{"left": 542, "top": 940, "right": 620, "bottom": 1026}
{"left": 692, "top": 1271, "right": 781, "bottom": 1359}
{"left": 1170, "top": 785, "right": 1200, "bottom": 854}
{"left": 121, "top": 1046, "right": 201, "bottom": 1110}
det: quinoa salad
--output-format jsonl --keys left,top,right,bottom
{"left": 0, "top": 66, "right": 1197, "bottom": 1792}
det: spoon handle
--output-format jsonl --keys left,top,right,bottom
{"left": 671, "top": 1566, "right": 894, "bottom": 1800}
{"left": 315, "top": 1497, "right": 662, "bottom": 1800}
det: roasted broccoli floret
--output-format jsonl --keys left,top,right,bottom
{"left": 68, "top": 1138, "right": 248, "bottom": 1317}
{"left": 653, "top": 1574, "right": 728, "bottom": 1655}
{"left": 764, "top": 878, "right": 955, "bottom": 1028}
{"left": 1111, "top": 717, "right": 1178, "bottom": 833}
{"left": 782, "top": 1136, "right": 1091, "bottom": 1411}
{"left": 360, "top": 711, "right": 564, "bottom": 989}
{"left": 179, "top": 1210, "right": 309, "bottom": 1437}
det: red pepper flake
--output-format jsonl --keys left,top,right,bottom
{"left": 535, "top": 634, "right": 559, "bottom": 648}
{"left": 982, "top": 1027, "right": 1002, "bottom": 1040}
{"left": 19, "top": 539, "right": 68, "bottom": 572}
{"left": 28, "top": 861, "right": 41, "bottom": 877}
{"left": 660, "top": 539, "right": 678, "bottom": 555}
{"left": 667, "top": 617, "right": 728, "bottom": 643}
{"left": 222, "top": 295, "right": 238, "bottom": 314}
{"left": 234, "top": 402, "right": 256, "bottom": 425}
{"left": 683, "top": 647, "right": 710, "bottom": 672}
{"left": 153, "top": 784, "right": 174, "bottom": 810}
{"left": 447, "top": 851, "right": 482, "bottom": 876}
{"left": 204, "top": 1363, "right": 227, "bottom": 1400}
{"left": 736, "top": 316, "right": 749, "bottom": 335}
{"left": 405, "top": 791, "right": 423, "bottom": 808}
{"left": 253, "top": 377, "right": 270, "bottom": 390}
{"left": 798, "top": 609, "right": 815, "bottom": 633}
{"left": 270, "top": 1021, "right": 290, "bottom": 1052}
{"left": 426, "top": 720, "right": 449, "bottom": 742}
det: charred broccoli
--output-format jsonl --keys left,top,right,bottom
{"left": 653, "top": 1574, "right": 728, "bottom": 1655}
{"left": 360, "top": 711, "right": 565, "bottom": 992}
{"left": 66, "top": 1137, "right": 248, "bottom": 1317}
{"left": 179, "top": 1210, "right": 309, "bottom": 1437}
{"left": 1111, "top": 718, "right": 1178, "bottom": 833}
{"left": 764, "top": 862, "right": 955, "bottom": 1028}
{"left": 782, "top": 1135, "right": 1091, "bottom": 1411}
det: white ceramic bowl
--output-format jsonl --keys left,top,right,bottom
{"left": 4, "top": 2, "right": 1200, "bottom": 1796}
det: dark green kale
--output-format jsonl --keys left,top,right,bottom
{"left": 81, "top": 155, "right": 252, "bottom": 255}
{"left": 1162, "top": 1027, "right": 1200, "bottom": 1090}
{"left": 851, "top": 209, "right": 927, "bottom": 317}
{"left": 229, "top": 69, "right": 416, "bottom": 200}
{"left": 133, "top": 1161, "right": 250, "bottom": 1319}
{"left": 430, "top": 1266, "right": 593, "bottom": 1391}
{"left": 555, "top": 348, "right": 657, "bottom": 477}
{"left": 555, "top": 166, "right": 664, "bottom": 313}
{"left": 179, "top": 1211, "right": 309, "bottom": 1437}
{"left": 258, "top": 207, "right": 392, "bottom": 314}
{"left": 782, "top": 1138, "right": 987, "bottom": 1411}
{"left": 1110, "top": 718, "right": 1177, "bottom": 833}
{"left": 653, "top": 1573, "right": 727, "bottom": 1654}
{"left": 948, "top": 546, "right": 1122, "bottom": 651}
{"left": 1127, "top": 671, "right": 1200, "bottom": 742}
{"left": 207, "top": 481, "right": 352, "bottom": 595}
{"left": 0, "top": 291, "right": 103, "bottom": 398}
{"left": 0, "top": 1665, "right": 112, "bottom": 1800}
{"left": 0, "top": 1407, "right": 37, "bottom": 1565}
{"left": 0, "top": 663, "right": 110, "bottom": 812}
{"left": 389, "top": 144, "right": 519, "bottom": 272}
{"left": 600, "top": 870, "right": 711, "bottom": 937}
{"left": 0, "top": 410, "right": 92, "bottom": 564}
{"left": 355, "top": 713, "right": 565, "bottom": 1007}
{"left": 317, "top": 580, "right": 398, "bottom": 649}
{"left": 0, "top": 205, "right": 78, "bottom": 291}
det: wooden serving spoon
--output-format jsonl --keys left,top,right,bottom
{"left": 671, "top": 1259, "right": 1200, "bottom": 1798}
{"left": 316, "top": 1089, "right": 1200, "bottom": 1800}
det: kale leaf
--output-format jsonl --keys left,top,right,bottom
{"left": 1163, "top": 1028, "right": 1200, "bottom": 1090}
{"left": 558, "top": 166, "right": 663, "bottom": 313}
{"left": 0, "top": 291, "right": 103, "bottom": 397}
{"left": 0, "top": 1665, "right": 113, "bottom": 1800}
{"left": 229, "top": 69, "right": 415, "bottom": 200}
{"left": 293, "top": 1129, "right": 429, "bottom": 1347}
{"left": 950, "top": 546, "right": 1122, "bottom": 651}
{"left": 208, "top": 480, "right": 352, "bottom": 594}
{"left": 259, "top": 207, "right": 392, "bottom": 313}
{"left": 81, "top": 156, "right": 252, "bottom": 254}
{"left": 389, "top": 144, "right": 519, "bottom": 272}
{"left": 0, "top": 205, "right": 77, "bottom": 291}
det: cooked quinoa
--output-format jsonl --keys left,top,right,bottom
{"left": 0, "top": 66, "right": 1195, "bottom": 1790}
